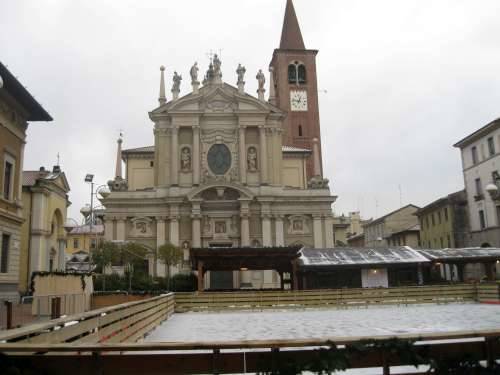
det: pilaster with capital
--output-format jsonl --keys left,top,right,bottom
{"left": 191, "top": 200, "right": 202, "bottom": 248}
{"left": 104, "top": 218, "right": 114, "bottom": 241}
{"left": 312, "top": 137, "right": 322, "bottom": 177}
{"left": 239, "top": 199, "right": 251, "bottom": 246}
{"left": 312, "top": 214, "right": 323, "bottom": 248}
{"left": 116, "top": 217, "right": 127, "bottom": 241}
{"left": 192, "top": 126, "right": 200, "bottom": 185}
{"left": 275, "top": 215, "right": 285, "bottom": 246}
{"left": 239, "top": 126, "right": 247, "bottom": 184}
{"left": 171, "top": 126, "right": 179, "bottom": 185}
{"left": 156, "top": 216, "right": 167, "bottom": 247}
{"left": 169, "top": 205, "right": 180, "bottom": 246}
{"left": 324, "top": 215, "right": 334, "bottom": 248}
{"left": 259, "top": 126, "right": 268, "bottom": 184}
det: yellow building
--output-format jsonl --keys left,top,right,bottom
{"left": 65, "top": 222, "right": 104, "bottom": 255}
{"left": 415, "top": 191, "right": 469, "bottom": 249}
{"left": 0, "top": 62, "right": 52, "bottom": 301}
{"left": 19, "top": 167, "right": 70, "bottom": 293}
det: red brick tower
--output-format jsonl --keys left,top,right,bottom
{"left": 270, "top": 0, "right": 323, "bottom": 179}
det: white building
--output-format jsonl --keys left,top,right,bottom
{"left": 454, "top": 118, "right": 500, "bottom": 246}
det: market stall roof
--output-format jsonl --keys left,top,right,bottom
{"left": 417, "top": 248, "right": 500, "bottom": 262}
{"left": 299, "top": 246, "right": 429, "bottom": 268}
{"left": 190, "top": 246, "right": 301, "bottom": 272}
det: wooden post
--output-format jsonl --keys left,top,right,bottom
{"left": 4, "top": 301, "right": 12, "bottom": 329}
{"left": 197, "top": 261, "right": 204, "bottom": 292}
{"left": 292, "top": 261, "right": 298, "bottom": 291}
{"left": 51, "top": 297, "right": 61, "bottom": 320}
{"left": 456, "top": 263, "right": 464, "bottom": 282}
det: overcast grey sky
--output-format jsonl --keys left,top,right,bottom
{"left": 2, "top": 0, "right": 500, "bottom": 222}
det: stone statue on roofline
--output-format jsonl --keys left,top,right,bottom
{"left": 190, "top": 62, "right": 199, "bottom": 84}
{"left": 172, "top": 71, "right": 182, "bottom": 99}
{"left": 213, "top": 54, "right": 222, "bottom": 79}
{"left": 256, "top": 69, "right": 266, "bottom": 100}
{"left": 172, "top": 71, "right": 182, "bottom": 91}
{"left": 236, "top": 64, "right": 246, "bottom": 84}
{"left": 256, "top": 69, "right": 265, "bottom": 90}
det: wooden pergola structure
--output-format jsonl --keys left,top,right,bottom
{"left": 190, "top": 246, "right": 302, "bottom": 292}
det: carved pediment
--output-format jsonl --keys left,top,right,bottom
{"left": 150, "top": 82, "right": 283, "bottom": 119}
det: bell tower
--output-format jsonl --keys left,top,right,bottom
{"left": 270, "top": 0, "right": 322, "bottom": 179}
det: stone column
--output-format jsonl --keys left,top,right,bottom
{"left": 192, "top": 217, "right": 201, "bottom": 248}
{"left": 171, "top": 126, "right": 179, "bottom": 185}
{"left": 169, "top": 205, "right": 180, "bottom": 247}
{"left": 191, "top": 201, "right": 202, "bottom": 249}
{"left": 262, "top": 214, "right": 272, "bottom": 247}
{"left": 239, "top": 199, "right": 251, "bottom": 247}
{"left": 312, "top": 138, "right": 321, "bottom": 177}
{"left": 116, "top": 218, "right": 126, "bottom": 241}
{"left": 239, "top": 126, "right": 247, "bottom": 184}
{"left": 104, "top": 219, "right": 114, "bottom": 241}
{"left": 169, "top": 217, "right": 179, "bottom": 247}
{"left": 313, "top": 214, "right": 323, "bottom": 248}
{"left": 29, "top": 235, "right": 43, "bottom": 275}
{"left": 192, "top": 126, "right": 200, "bottom": 185}
{"left": 58, "top": 239, "right": 66, "bottom": 271}
{"left": 155, "top": 217, "right": 166, "bottom": 277}
{"left": 275, "top": 215, "right": 285, "bottom": 246}
{"left": 324, "top": 215, "right": 334, "bottom": 248}
{"left": 259, "top": 126, "right": 268, "bottom": 184}
{"left": 156, "top": 217, "right": 166, "bottom": 247}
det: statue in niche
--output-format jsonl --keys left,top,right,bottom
{"left": 215, "top": 221, "right": 226, "bottom": 234}
{"left": 236, "top": 64, "right": 246, "bottom": 84}
{"left": 190, "top": 62, "right": 199, "bottom": 83}
{"left": 180, "top": 147, "right": 191, "bottom": 171}
{"left": 256, "top": 69, "right": 265, "bottom": 90}
{"left": 172, "top": 71, "right": 182, "bottom": 92}
{"left": 247, "top": 146, "right": 258, "bottom": 172}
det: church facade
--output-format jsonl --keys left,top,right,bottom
{"left": 101, "top": 0, "right": 336, "bottom": 289}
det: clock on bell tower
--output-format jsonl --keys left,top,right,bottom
{"left": 269, "top": 0, "right": 323, "bottom": 179}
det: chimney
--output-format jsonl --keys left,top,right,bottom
{"left": 53, "top": 165, "right": 61, "bottom": 173}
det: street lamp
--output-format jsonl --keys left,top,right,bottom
{"left": 486, "top": 183, "right": 498, "bottom": 198}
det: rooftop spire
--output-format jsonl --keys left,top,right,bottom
{"left": 115, "top": 134, "right": 123, "bottom": 179}
{"left": 279, "top": 0, "right": 305, "bottom": 50}
{"left": 158, "top": 65, "right": 166, "bottom": 105}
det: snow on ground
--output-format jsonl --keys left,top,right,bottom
{"left": 145, "top": 303, "right": 500, "bottom": 342}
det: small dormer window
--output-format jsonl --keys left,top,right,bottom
{"left": 288, "top": 62, "right": 307, "bottom": 84}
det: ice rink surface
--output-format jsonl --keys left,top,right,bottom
{"left": 145, "top": 303, "right": 500, "bottom": 342}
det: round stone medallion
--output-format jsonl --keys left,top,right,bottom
{"left": 207, "top": 144, "right": 231, "bottom": 175}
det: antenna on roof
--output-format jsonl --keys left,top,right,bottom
{"left": 56, "top": 152, "right": 60, "bottom": 166}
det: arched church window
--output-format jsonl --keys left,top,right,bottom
{"left": 288, "top": 64, "right": 297, "bottom": 83}
{"left": 298, "top": 125, "right": 303, "bottom": 137}
{"left": 298, "top": 64, "right": 306, "bottom": 83}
